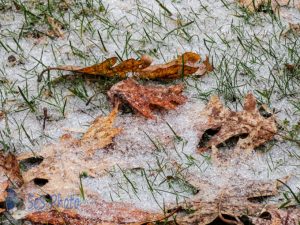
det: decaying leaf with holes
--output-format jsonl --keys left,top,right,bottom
{"left": 38, "top": 56, "right": 151, "bottom": 82}
{"left": 18, "top": 108, "right": 122, "bottom": 199}
{"left": 108, "top": 78, "right": 187, "bottom": 119}
{"left": 81, "top": 105, "right": 122, "bottom": 155}
{"left": 137, "top": 52, "right": 203, "bottom": 79}
{"left": 166, "top": 178, "right": 300, "bottom": 225}
{"left": 0, "top": 181, "right": 9, "bottom": 214}
{"left": 197, "top": 93, "right": 277, "bottom": 153}
{"left": 24, "top": 199, "right": 164, "bottom": 225}
{"left": 237, "top": 0, "right": 300, "bottom": 12}
{"left": 0, "top": 151, "right": 23, "bottom": 187}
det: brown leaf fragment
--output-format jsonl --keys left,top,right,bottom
{"left": 238, "top": 0, "right": 300, "bottom": 12}
{"left": 0, "top": 111, "right": 4, "bottom": 121}
{"left": 0, "top": 151, "right": 23, "bottom": 187}
{"left": 38, "top": 57, "right": 150, "bottom": 82}
{"left": 0, "top": 181, "right": 9, "bottom": 214}
{"left": 137, "top": 52, "right": 201, "bottom": 79}
{"left": 108, "top": 78, "right": 187, "bottom": 119}
{"left": 24, "top": 200, "right": 162, "bottom": 225}
{"left": 249, "top": 207, "right": 300, "bottom": 225}
{"left": 165, "top": 178, "right": 298, "bottom": 225}
{"left": 195, "top": 55, "right": 214, "bottom": 76}
{"left": 198, "top": 93, "right": 277, "bottom": 152}
{"left": 80, "top": 105, "right": 122, "bottom": 155}
{"left": 47, "top": 16, "right": 64, "bottom": 38}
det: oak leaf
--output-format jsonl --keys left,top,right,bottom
{"left": 18, "top": 107, "right": 122, "bottom": 198}
{"left": 108, "top": 78, "right": 187, "bottom": 119}
{"left": 197, "top": 93, "right": 277, "bottom": 152}
{"left": 81, "top": 105, "right": 122, "bottom": 155}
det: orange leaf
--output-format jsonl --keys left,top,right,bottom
{"left": 108, "top": 78, "right": 186, "bottom": 119}
{"left": 138, "top": 52, "right": 201, "bottom": 79}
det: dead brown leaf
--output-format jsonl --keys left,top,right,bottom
{"left": 165, "top": 178, "right": 299, "bottom": 225}
{"left": 0, "top": 181, "right": 9, "bottom": 214}
{"left": 197, "top": 93, "right": 277, "bottom": 153}
{"left": 47, "top": 16, "right": 64, "bottom": 38}
{"left": 24, "top": 199, "right": 163, "bottom": 225}
{"left": 108, "top": 78, "right": 187, "bottom": 119}
{"left": 38, "top": 57, "right": 150, "bottom": 82}
{"left": 0, "top": 111, "right": 4, "bottom": 121}
{"left": 38, "top": 52, "right": 212, "bottom": 82}
{"left": 195, "top": 55, "right": 214, "bottom": 76}
{"left": 0, "top": 151, "right": 23, "bottom": 187}
{"left": 137, "top": 52, "right": 203, "bottom": 79}
{"left": 237, "top": 0, "right": 300, "bottom": 12}
{"left": 18, "top": 108, "right": 122, "bottom": 198}
{"left": 80, "top": 105, "right": 122, "bottom": 155}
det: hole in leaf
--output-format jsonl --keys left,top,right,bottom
{"left": 258, "top": 106, "right": 272, "bottom": 118}
{"left": 259, "top": 211, "right": 272, "bottom": 220}
{"left": 42, "top": 194, "right": 52, "bottom": 204}
{"left": 198, "top": 127, "right": 221, "bottom": 148}
{"left": 240, "top": 215, "right": 254, "bottom": 225}
{"left": 33, "top": 178, "right": 48, "bottom": 187}
{"left": 20, "top": 157, "right": 44, "bottom": 172}
{"left": 217, "top": 133, "right": 249, "bottom": 149}
{"left": 208, "top": 214, "right": 239, "bottom": 224}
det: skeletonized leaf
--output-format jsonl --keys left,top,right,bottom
{"left": 137, "top": 52, "right": 201, "bottom": 79}
{"left": 81, "top": 105, "right": 122, "bottom": 155}
{"left": 108, "top": 78, "right": 187, "bottom": 119}
{"left": 197, "top": 93, "right": 277, "bottom": 153}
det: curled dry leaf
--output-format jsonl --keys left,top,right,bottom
{"left": 80, "top": 105, "right": 122, "bottom": 155}
{"left": 38, "top": 57, "right": 151, "bottom": 82}
{"left": 195, "top": 55, "right": 214, "bottom": 76}
{"left": 0, "top": 151, "right": 23, "bottom": 187}
{"left": 137, "top": 52, "right": 202, "bottom": 79}
{"left": 18, "top": 108, "right": 122, "bottom": 198}
{"left": 38, "top": 52, "right": 212, "bottom": 82}
{"left": 198, "top": 93, "right": 277, "bottom": 152}
{"left": 0, "top": 181, "right": 9, "bottom": 214}
{"left": 108, "top": 78, "right": 187, "bottom": 119}
{"left": 25, "top": 200, "right": 163, "bottom": 225}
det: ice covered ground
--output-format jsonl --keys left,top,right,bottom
{"left": 0, "top": 0, "right": 300, "bottom": 216}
